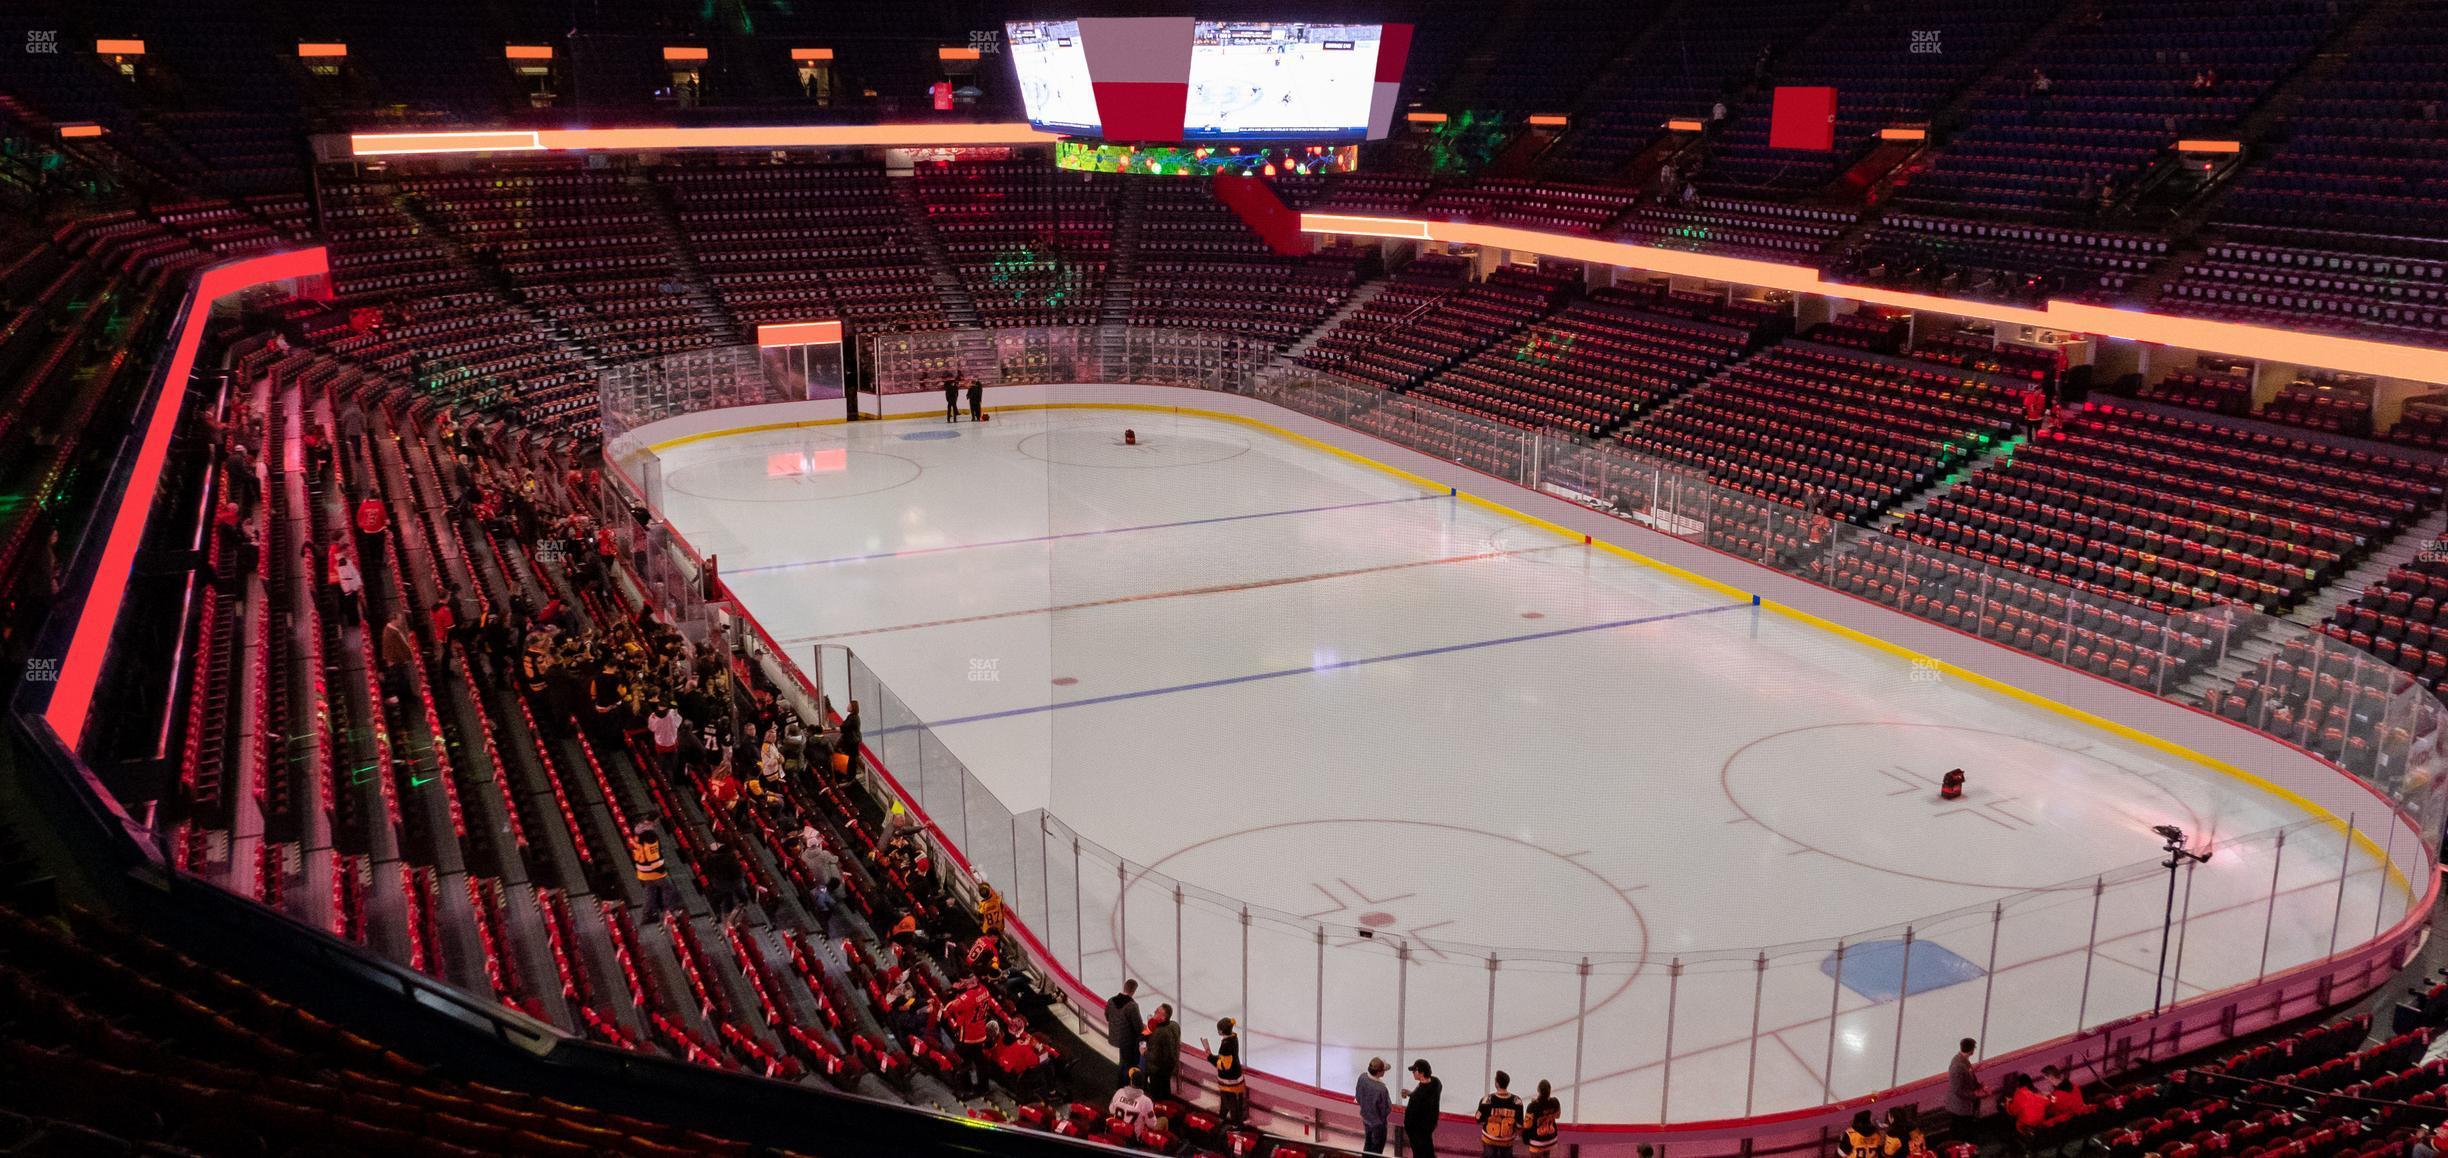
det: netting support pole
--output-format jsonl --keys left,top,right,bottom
{"left": 1978, "top": 902, "right": 2002, "bottom": 1061}
{"left": 2259, "top": 828, "right": 2287, "bottom": 982}
{"left": 1823, "top": 941, "right": 1846, "bottom": 1104}
{"left": 2075, "top": 877, "right": 2103, "bottom": 1032}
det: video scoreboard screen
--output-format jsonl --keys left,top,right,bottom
{"left": 1006, "top": 16, "right": 1409, "bottom": 142}
{"left": 1007, "top": 20, "right": 1101, "bottom": 136}
{"left": 1184, "top": 23, "right": 1381, "bottom": 141}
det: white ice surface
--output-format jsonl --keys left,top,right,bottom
{"left": 655, "top": 407, "right": 2405, "bottom": 1121}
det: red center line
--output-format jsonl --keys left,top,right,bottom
{"left": 790, "top": 542, "right": 1582, "bottom": 641}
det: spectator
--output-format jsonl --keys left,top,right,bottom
{"left": 302, "top": 426, "right": 330, "bottom": 482}
{"left": 758, "top": 731, "right": 786, "bottom": 787}
{"left": 330, "top": 547, "right": 364, "bottom": 626}
{"left": 378, "top": 613, "right": 415, "bottom": 704}
{"left": 703, "top": 847, "right": 747, "bottom": 928}
{"left": 966, "top": 375, "right": 984, "bottom": 423}
{"left": 996, "top": 1026, "right": 1048, "bottom": 1102}
{"left": 811, "top": 877, "right": 840, "bottom": 935}
{"left": 629, "top": 823, "right": 679, "bottom": 924}
{"left": 795, "top": 821, "right": 840, "bottom": 881}
{"left": 2047, "top": 1069, "right": 2086, "bottom": 1119}
{"left": 1143, "top": 1003, "right": 1179, "bottom": 1099}
{"left": 1886, "top": 1108, "right": 1927, "bottom": 1158}
{"left": 428, "top": 598, "right": 457, "bottom": 653}
{"left": 962, "top": 932, "right": 1001, "bottom": 978}
{"left": 1105, "top": 979, "right": 1144, "bottom": 1078}
{"left": 1404, "top": 1059, "right": 1444, "bottom": 1158}
{"left": 1202, "top": 1017, "right": 1246, "bottom": 1124}
{"left": 1845, "top": 1109, "right": 1888, "bottom": 1158}
{"left": 943, "top": 977, "right": 998, "bottom": 1098}
{"left": 1478, "top": 1070, "right": 1523, "bottom": 1157}
{"left": 976, "top": 878, "right": 1005, "bottom": 937}
{"left": 837, "top": 700, "right": 862, "bottom": 773}
{"left": 520, "top": 629, "right": 556, "bottom": 699}
{"left": 217, "top": 529, "right": 260, "bottom": 595}
{"left": 354, "top": 492, "right": 389, "bottom": 570}
{"left": 1524, "top": 1079, "right": 1560, "bottom": 1155}
{"left": 1356, "top": 1057, "right": 1393, "bottom": 1154}
{"left": 2004, "top": 1074, "right": 2049, "bottom": 1149}
{"left": 225, "top": 440, "right": 258, "bottom": 514}
{"left": 883, "top": 974, "right": 923, "bottom": 1038}
{"left": 944, "top": 374, "right": 960, "bottom": 423}
{"left": 779, "top": 715, "right": 808, "bottom": 772}
{"left": 1943, "top": 1037, "right": 1986, "bottom": 1126}
{"left": 647, "top": 702, "right": 684, "bottom": 775}
{"left": 1110, "top": 1070, "right": 1157, "bottom": 1132}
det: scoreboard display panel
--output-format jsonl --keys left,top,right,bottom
{"left": 1008, "top": 20, "right": 1102, "bottom": 135}
{"left": 1184, "top": 22, "right": 1381, "bottom": 141}
{"left": 1006, "top": 17, "right": 1406, "bottom": 141}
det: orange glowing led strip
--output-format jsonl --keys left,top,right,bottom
{"left": 939, "top": 46, "right": 982, "bottom": 60}
{"left": 1297, "top": 213, "right": 2448, "bottom": 387}
{"left": 755, "top": 320, "right": 844, "bottom": 347}
{"left": 349, "top": 122, "right": 1063, "bottom": 157}
{"left": 792, "top": 48, "right": 835, "bottom": 62}
{"left": 2177, "top": 139, "right": 2242, "bottom": 154}
{"left": 1404, "top": 111, "right": 1448, "bottom": 124}
{"left": 297, "top": 42, "right": 348, "bottom": 58}
{"left": 95, "top": 38, "right": 145, "bottom": 55}
{"left": 1879, "top": 127, "right": 1929, "bottom": 141}
{"left": 505, "top": 45, "right": 554, "bottom": 60}
{"left": 57, "top": 123, "right": 105, "bottom": 139}
{"left": 1664, "top": 118, "right": 1706, "bottom": 131}
{"left": 663, "top": 46, "right": 709, "bottom": 61}
{"left": 1526, "top": 114, "right": 1569, "bottom": 127}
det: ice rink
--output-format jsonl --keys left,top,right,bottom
{"left": 653, "top": 404, "right": 2408, "bottom": 1122}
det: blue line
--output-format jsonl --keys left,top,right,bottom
{"left": 730, "top": 492, "right": 1448, "bottom": 575}
{"left": 879, "top": 600, "right": 1752, "bottom": 734}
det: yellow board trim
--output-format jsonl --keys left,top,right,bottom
{"left": 645, "top": 398, "right": 2416, "bottom": 895}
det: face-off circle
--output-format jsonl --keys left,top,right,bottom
{"left": 1721, "top": 722, "right": 2211, "bottom": 891}
{"left": 1116, "top": 818, "right": 1649, "bottom": 1052}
